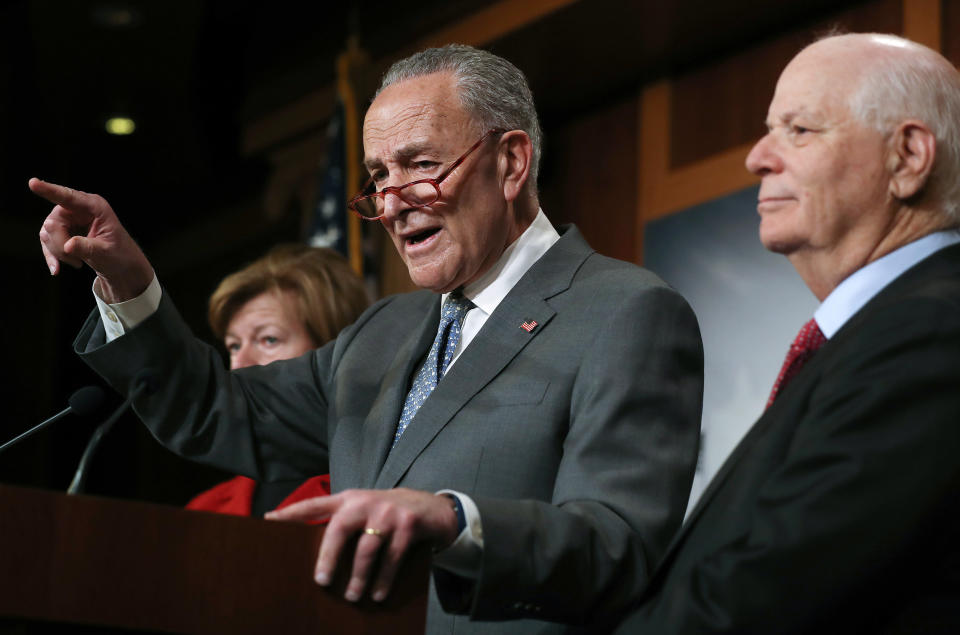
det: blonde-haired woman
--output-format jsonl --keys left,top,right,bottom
{"left": 187, "top": 244, "right": 368, "bottom": 516}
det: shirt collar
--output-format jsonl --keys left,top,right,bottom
{"left": 815, "top": 229, "right": 960, "bottom": 338}
{"left": 441, "top": 209, "right": 560, "bottom": 316}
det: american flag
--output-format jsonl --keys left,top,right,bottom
{"left": 307, "top": 101, "right": 348, "bottom": 256}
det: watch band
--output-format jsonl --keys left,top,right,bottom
{"left": 445, "top": 493, "right": 467, "bottom": 535}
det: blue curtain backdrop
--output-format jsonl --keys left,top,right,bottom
{"left": 644, "top": 185, "right": 818, "bottom": 510}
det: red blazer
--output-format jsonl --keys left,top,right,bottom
{"left": 186, "top": 474, "right": 331, "bottom": 518}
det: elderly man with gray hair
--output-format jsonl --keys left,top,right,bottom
{"left": 615, "top": 33, "right": 960, "bottom": 634}
{"left": 34, "top": 44, "right": 703, "bottom": 633}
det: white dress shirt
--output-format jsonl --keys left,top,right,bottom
{"left": 445, "top": 209, "right": 560, "bottom": 369}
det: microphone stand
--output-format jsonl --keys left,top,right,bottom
{"left": 66, "top": 397, "right": 132, "bottom": 495}
{"left": 0, "top": 407, "right": 73, "bottom": 454}
{"left": 0, "top": 386, "right": 104, "bottom": 455}
{"left": 67, "top": 373, "right": 154, "bottom": 496}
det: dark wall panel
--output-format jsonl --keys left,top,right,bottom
{"left": 541, "top": 97, "right": 638, "bottom": 262}
{"left": 944, "top": 0, "right": 960, "bottom": 67}
{"left": 670, "top": 0, "right": 902, "bottom": 169}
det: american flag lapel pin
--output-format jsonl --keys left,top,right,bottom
{"left": 520, "top": 319, "right": 538, "bottom": 333}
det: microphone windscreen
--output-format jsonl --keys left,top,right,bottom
{"left": 68, "top": 386, "right": 106, "bottom": 417}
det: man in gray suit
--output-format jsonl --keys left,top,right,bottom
{"left": 34, "top": 45, "right": 703, "bottom": 633}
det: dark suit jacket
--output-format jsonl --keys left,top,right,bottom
{"left": 76, "top": 226, "right": 704, "bottom": 634}
{"left": 615, "top": 242, "right": 960, "bottom": 634}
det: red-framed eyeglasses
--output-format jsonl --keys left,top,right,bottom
{"left": 348, "top": 128, "right": 505, "bottom": 220}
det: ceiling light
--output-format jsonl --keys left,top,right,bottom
{"left": 105, "top": 117, "right": 136, "bottom": 135}
{"left": 92, "top": 6, "right": 142, "bottom": 29}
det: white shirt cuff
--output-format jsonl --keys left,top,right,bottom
{"left": 433, "top": 490, "right": 483, "bottom": 579}
{"left": 94, "top": 273, "right": 162, "bottom": 342}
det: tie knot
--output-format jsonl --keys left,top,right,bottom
{"left": 791, "top": 318, "right": 826, "bottom": 355}
{"left": 766, "top": 317, "right": 826, "bottom": 409}
{"left": 441, "top": 292, "right": 473, "bottom": 325}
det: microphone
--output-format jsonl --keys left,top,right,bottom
{"left": 67, "top": 370, "right": 156, "bottom": 495}
{"left": 0, "top": 386, "right": 106, "bottom": 454}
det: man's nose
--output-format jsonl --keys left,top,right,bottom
{"left": 380, "top": 188, "right": 410, "bottom": 221}
{"left": 745, "top": 133, "right": 781, "bottom": 175}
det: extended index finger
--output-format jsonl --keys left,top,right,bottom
{"left": 28, "top": 178, "right": 95, "bottom": 212}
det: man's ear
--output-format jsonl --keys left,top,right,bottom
{"left": 888, "top": 120, "right": 936, "bottom": 200}
{"left": 498, "top": 131, "right": 533, "bottom": 202}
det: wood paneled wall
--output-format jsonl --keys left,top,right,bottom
{"left": 243, "top": 0, "right": 954, "bottom": 292}
{"left": 540, "top": 97, "right": 639, "bottom": 264}
{"left": 670, "top": 0, "right": 902, "bottom": 171}
{"left": 630, "top": 0, "right": 955, "bottom": 264}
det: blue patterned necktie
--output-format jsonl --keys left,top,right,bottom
{"left": 393, "top": 292, "right": 473, "bottom": 448}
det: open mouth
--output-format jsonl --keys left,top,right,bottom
{"left": 407, "top": 228, "right": 440, "bottom": 245}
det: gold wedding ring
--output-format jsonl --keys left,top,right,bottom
{"left": 364, "top": 527, "right": 383, "bottom": 536}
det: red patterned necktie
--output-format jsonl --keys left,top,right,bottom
{"left": 766, "top": 318, "right": 826, "bottom": 409}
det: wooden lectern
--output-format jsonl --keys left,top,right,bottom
{"left": 0, "top": 485, "right": 428, "bottom": 634}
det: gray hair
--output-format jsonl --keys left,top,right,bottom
{"left": 839, "top": 33, "right": 960, "bottom": 225}
{"left": 377, "top": 44, "right": 543, "bottom": 186}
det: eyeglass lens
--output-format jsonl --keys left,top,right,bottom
{"left": 353, "top": 181, "right": 441, "bottom": 218}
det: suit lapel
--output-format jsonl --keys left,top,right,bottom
{"left": 652, "top": 335, "right": 837, "bottom": 573}
{"left": 354, "top": 295, "right": 440, "bottom": 489}
{"left": 374, "top": 295, "right": 557, "bottom": 489}
{"left": 373, "top": 225, "right": 592, "bottom": 489}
